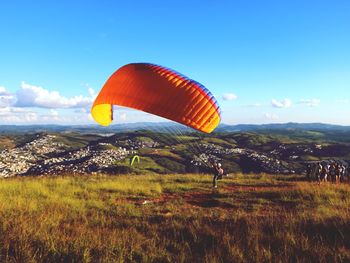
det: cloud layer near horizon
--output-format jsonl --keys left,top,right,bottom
{"left": 0, "top": 82, "right": 96, "bottom": 124}
{"left": 15, "top": 82, "right": 95, "bottom": 108}
{"left": 0, "top": 82, "right": 348, "bottom": 125}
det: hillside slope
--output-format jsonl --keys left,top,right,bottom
{"left": 0, "top": 173, "right": 349, "bottom": 262}
{"left": 0, "top": 127, "right": 349, "bottom": 177}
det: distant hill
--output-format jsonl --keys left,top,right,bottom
{"left": 0, "top": 122, "right": 349, "bottom": 134}
{"left": 0, "top": 123, "right": 191, "bottom": 134}
{"left": 216, "top": 122, "right": 350, "bottom": 132}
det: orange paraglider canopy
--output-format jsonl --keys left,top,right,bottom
{"left": 91, "top": 63, "right": 221, "bottom": 133}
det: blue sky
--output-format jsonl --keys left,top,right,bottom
{"left": 0, "top": 0, "right": 349, "bottom": 125}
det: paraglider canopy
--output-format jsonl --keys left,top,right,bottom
{"left": 91, "top": 63, "right": 221, "bottom": 133}
{"left": 130, "top": 155, "right": 140, "bottom": 166}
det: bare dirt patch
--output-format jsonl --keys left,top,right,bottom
{"left": 114, "top": 182, "right": 300, "bottom": 216}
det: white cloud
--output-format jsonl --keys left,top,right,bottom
{"left": 222, "top": 93, "right": 238, "bottom": 101}
{"left": 49, "top": 109, "right": 60, "bottom": 121}
{"left": 15, "top": 81, "right": 95, "bottom": 108}
{"left": 0, "top": 107, "right": 32, "bottom": 114}
{"left": 0, "top": 95, "right": 16, "bottom": 108}
{"left": 271, "top": 98, "right": 292, "bottom": 108}
{"left": 0, "top": 86, "right": 16, "bottom": 107}
{"left": 49, "top": 109, "right": 58, "bottom": 116}
{"left": 40, "top": 109, "right": 66, "bottom": 122}
{"left": 264, "top": 113, "right": 279, "bottom": 120}
{"left": 0, "top": 107, "right": 38, "bottom": 123}
{"left": 0, "top": 106, "right": 96, "bottom": 124}
{"left": 299, "top": 99, "right": 320, "bottom": 107}
{"left": 88, "top": 87, "right": 96, "bottom": 98}
{"left": 0, "top": 86, "right": 9, "bottom": 95}
{"left": 120, "top": 112, "right": 127, "bottom": 121}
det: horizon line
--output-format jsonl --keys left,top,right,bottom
{"left": 0, "top": 122, "right": 349, "bottom": 127}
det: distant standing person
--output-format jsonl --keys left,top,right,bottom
{"left": 306, "top": 164, "right": 312, "bottom": 181}
{"left": 342, "top": 164, "right": 347, "bottom": 181}
{"left": 329, "top": 163, "right": 336, "bottom": 183}
{"left": 318, "top": 163, "right": 328, "bottom": 184}
{"left": 210, "top": 161, "right": 224, "bottom": 188}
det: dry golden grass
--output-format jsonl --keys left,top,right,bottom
{"left": 0, "top": 173, "right": 349, "bottom": 262}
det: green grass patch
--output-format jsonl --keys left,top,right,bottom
{"left": 134, "top": 136, "right": 154, "bottom": 142}
{"left": 118, "top": 156, "right": 167, "bottom": 174}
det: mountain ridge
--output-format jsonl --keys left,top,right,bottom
{"left": 1, "top": 122, "right": 349, "bottom": 134}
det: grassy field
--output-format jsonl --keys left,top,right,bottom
{"left": 0, "top": 173, "right": 350, "bottom": 262}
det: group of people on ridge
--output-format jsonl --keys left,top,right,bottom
{"left": 208, "top": 159, "right": 348, "bottom": 189}
{"left": 306, "top": 161, "right": 348, "bottom": 184}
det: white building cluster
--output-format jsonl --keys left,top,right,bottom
{"left": 0, "top": 134, "right": 66, "bottom": 177}
{"left": 0, "top": 135, "right": 131, "bottom": 177}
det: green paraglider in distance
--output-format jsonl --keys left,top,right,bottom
{"left": 130, "top": 155, "right": 140, "bottom": 166}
